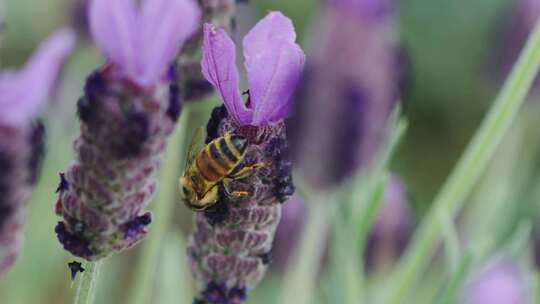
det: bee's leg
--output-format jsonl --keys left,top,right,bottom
{"left": 222, "top": 177, "right": 251, "bottom": 198}
{"left": 228, "top": 162, "right": 266, "bottom": 180}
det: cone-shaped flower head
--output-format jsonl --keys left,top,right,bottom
{"left": 289, "top": 0, "right": 402, "bottom": 189}
{"left": 188, "top": 12, "right": 304, "bottom": 303}
{"left": 462, "top": 258, "right": 529, "bottom": 304}
{"left": 0, "top": 29, "right": 75, "bottom": 274}
{"left": 55, "top": 0, "right": 200, "bottom": 260}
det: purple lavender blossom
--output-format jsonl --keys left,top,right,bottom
{"left": 0, "top": 29, "right": 74, "bottom": 275}
{"left": 364, "top": 175, "right": 412, "bottom": 273}
{"left": 55, "top": 0, "right": 200, "bottom": 260}
{"left": 289, "top": 0, "right": 402, "bottom": 188}
{"left": 201, "top": 11, "right": 305, "bottom": 125}
{"left": 188, "top": 12, "right": 304, "bottom": 303}
{"left": 462, "top": 258, "right": 529, "bottom": 304}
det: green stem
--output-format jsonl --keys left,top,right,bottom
{"left": 128, "top": 105, "right": 192, "bottom": 304}
{"left": 383, "top": 21, "right": 540, "bottom": 303}
{"left": 74, "top": 261, "right": 102, "bottom": 304}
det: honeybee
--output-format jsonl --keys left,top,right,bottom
{"left": 180, "top": 129, "right": 263, "bottom": 211}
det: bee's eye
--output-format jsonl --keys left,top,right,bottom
{"left": 182, "top": 186, "right": 189, "bottom": 196}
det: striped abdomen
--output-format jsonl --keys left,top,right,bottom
{"left": 195, "top": 134, "right": 247, "bottom": 182}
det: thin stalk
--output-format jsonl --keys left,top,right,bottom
{"left": 383, "top": 21, "right": 540, "bottom": 303}
{"left": 128, "top": 105, "right": 192, "bottom": 304}
{"left": 74, "top": 261, "right": 102, "bottom": 304}
{"left": 280, "top": 194, "right": 333, "bottom": 304}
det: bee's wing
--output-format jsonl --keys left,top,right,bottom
{"left": 185, "top": 126, "right": 205, "bottom": 167}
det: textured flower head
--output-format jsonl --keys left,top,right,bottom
{"left": 462, "top": 258, "right": 528, "bottom": 304}
{"left": 289, "top": 0, "right": 401, "bottom": 188}
{"left": 0, "top": 29, "right": 75, "bottom": 127}
{"left": 89, "top": 0, "right": 201, "bottom": 87}
{"left": 329, "top": 0, "right": 393, "bottom": 17}
{"left": 201, "top": 12, "right": 305, "bottom": 126}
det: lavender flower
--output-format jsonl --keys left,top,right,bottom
{"left": 289, "top": 0, "right": 402, "bottom": 188}
{"left": 364, "top": 175, "right": 412, "bottom": 273}
{"left": 0, "top": 29, "right": 74, "bottom": 274}
{"left": 187, "top": 12, "right": 304, "bottom": 303}
{"left": 462, "top": 258, "right": 529, "bottom": 304}
{"left": 55, "top": 0, "right": 200, "bottom": 260}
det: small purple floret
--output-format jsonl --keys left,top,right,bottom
{"left": 55, "top": 173, "right": 69, "bottom": 193}
{"left": 121, "top": 212, "right": 152, "bottom": 240}
{"left": 55, "top": 222, "right": 93, "bottom": 259}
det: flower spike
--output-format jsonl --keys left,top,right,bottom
{"left": 0, "top": 29, "right": 74, "bottom": 275}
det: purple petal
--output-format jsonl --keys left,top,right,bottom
{"left": 201, "top": 24, "right": 252, "bottom": 124}
{"left": 0, "top": 29, "right": 75, "bottom": 127}
{"left": 89, "top": 0, "right": 139, "bottom": 81}
{"left": 138, "top": 0, "right": 201, "bottom": 86}
{"left": 243, "top": 12, "right": 305, "bottom": 125}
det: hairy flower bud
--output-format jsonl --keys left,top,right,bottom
{"left": 55, "top": 67, "right": 178, "bottom": 260}
{"left": 54, "top": 0, "right": 200, "bottom": 260}
{"left": 188, "top": 12, "right": 304, "bottom": 303}
{"left": 0, "top": 29, "right": 74, "bottom": 274}
{"left": 188, "top": 105, "right": 294, "bottom": 303}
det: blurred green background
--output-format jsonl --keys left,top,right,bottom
{"left": 2, "top": 0, "right": 540, "bottom": 303}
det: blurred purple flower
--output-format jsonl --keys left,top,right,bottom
{"left": 89, "top": 0, "right": 201, "bottom": 87}
{"left": 0, "top": 29, "right": 75, "bottom": 127}
{"left": 201, "top": 11, "right": 305, "bottom": 125}
{"left": 271, "top": 193, "right": 306, "bottom": 269}
{"left": 289, "top": 0, "right": 402, "bottom": 188}
{"left": 71, "top": 0, "right": 91, "bottom": 40}
{"left": 55, "top": 0, "right": 200, "bottom": 260}
{"left": 494, "top": 0, "right": 540, "bottom": 89}
{"left": 271, "top": 175, "right": 411, "bottom": 273}
{"left": 0, "top": 29, "right": 75, "bottom": 275}
{"left": 462, "top": 258, "right": 529, "bottom": 304}
{"left": 188, "top": 12, "right": 302, "bottom": 303}
{"left": 365, "top": 175, "right": 412, "bottom": 272}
